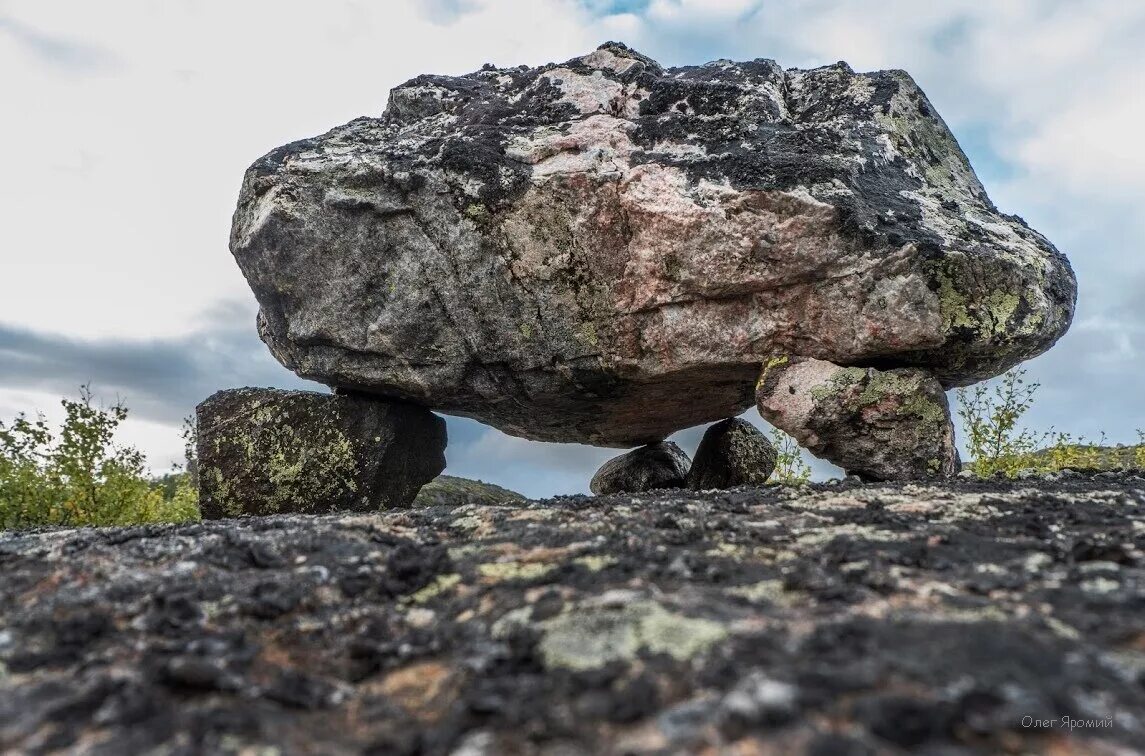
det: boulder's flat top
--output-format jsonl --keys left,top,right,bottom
{"left": 2, "top": 474, "right": 1143, "bottom": 754}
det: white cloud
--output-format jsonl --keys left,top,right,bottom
{"left": 0, "top": 0, "right": 604, "bottom": 339}
{"left": 603, "top": 0, "right": 1145, "bottom": 207}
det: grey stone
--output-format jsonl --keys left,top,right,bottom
{"left": 196, "top": 388, "right": 445, "bottom": 518}
{"left": 718, "top": 672, "right": 799, "bottom": 736}
{"left": 590, "top": 441, "right": 690, "bottom": 495}
{"left": 229, "top": 42, "right": 1074, "bottom": 447}
{"left": 756, "top": 357, "right": 958, "bottom": 481}
{"left": 687, "top": 418, "right": 777, "bottom": 490}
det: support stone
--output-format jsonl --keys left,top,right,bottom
{"left": 687, "top": 418, "right": 777, "bottom": 490}
{"left": 196, "top": 388, "right": 446, "bottom": 518}
{"left": 755, "top": 357, "right": 958, "bottom": 481}
{"left": 590, "top": 442, "right": 690, "bottom": 495}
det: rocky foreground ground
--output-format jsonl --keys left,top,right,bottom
{"left": 2, "top": 473, "right": 1144, "bottom": 754}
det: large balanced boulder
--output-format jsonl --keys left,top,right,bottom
{"left": 688, "top": 418, "right": 777, "bottom": 490}
{"left": 590, "top": 441, "right": 690, "bottom": 495}
{"left": 196, "top": 388, "right": 446, "bottom": 517}
{"left": 230, "top": 43, "right": 1074, "bottom": 448}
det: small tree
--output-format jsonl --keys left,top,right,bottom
{"left": 769, "top": 427, "right": 812, "bottom": 485}
{"left": 0, "top": 387, "right": 198, "bottom": 529}
{"left": 956, "top": 368, "right": 1052, "bottom": 477}
{"left": 957, "top": 367, "right": 1138, "bottom": 476}
{"left": 0, "top": 413, "right": 56, "bottom": 527}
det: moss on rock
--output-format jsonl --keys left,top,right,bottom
{"left": 196, "top": 388, "right": 446, "bottom": 518}
{"left": 757, "top": 358, "right": 958, "bottom": 481}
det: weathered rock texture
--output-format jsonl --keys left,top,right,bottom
{"left": 589, "top": 441, "right": 690, "bottom": 495}
{"left": 2, "top": 474, "right": 1143, "bottom": 753}
{"left": 196, "top": 388, "right": 446, "bottom": 517}
{"left": 757, "top": 357, "right": 959, "bottom": 480}
{"left": 230, "top": 42, "right": 1075, "bottom": 447}
{"left": 688, "top": 418, "right": 777, "bottom": 490}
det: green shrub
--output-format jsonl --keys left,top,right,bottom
{"left": 0, "top": 387, "right": 199, "bottom": 530}
{"left": 957, "top": 367, "right": 1140, "bottom": 476}
{"left": 956, "top": 368, "right": 1050, "bottom": 477}
{"left": 769, "top": 427, "right": 812, "bottom": 485}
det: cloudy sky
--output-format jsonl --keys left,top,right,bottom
{"left": 2, "top": 0, "right": 1142, "bottom": 497}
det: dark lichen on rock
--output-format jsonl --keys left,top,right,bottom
{"left": 590, "top": 441, "right": 691, "bottom": 495}
{"left": 687, "top": 417, "right": 777, "bottom": 490}
{"left": 2, "top": 473, "right": 1143, "bottom": 753}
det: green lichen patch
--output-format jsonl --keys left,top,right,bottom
{"left": 727, "top": 579, "right": 795, "bottom": 606}
{"left": 809, "top": 366, "right": 866, "bottom": 402}
{"left": 579, "top": 321, "right": 599, "bottom": 347}
{"left": 210, "top": 409, "right": 358, "bottom": 516}
{"left": 407, "top": 573, "right": 462, "bottom": 605}
{"left": 464, "top": 202, "right": 492, "bottom": 226}
{"left": 532, "top": 600, "right": 729, "bottom": 671}
{"left": 477, "top": 561, "right": 557, "bottom": 583}
{"left": 756, "top": 354, "right": 790, "bottom": 391}
{"left": 573, "top": 555, "right": 617, "bottom": 573}
{"left": 929, "top": 256, "right": 1050, "bottom": 350}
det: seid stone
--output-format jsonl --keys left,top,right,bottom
{"left": 756, "top": 357, "right": 958, "bottom": 481}
{"left": 688, "top": 418, "right": 777, "bottom": 490}
{"left": 230, "top": 42, "right": 1074, "bottom": 446}
{"left": 196, "top": 388, "right": 445, "bottom": 518}
{"left": 590, "top": 441, "right": 690, "bottom": 495}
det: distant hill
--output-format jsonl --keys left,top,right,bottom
{"left": 413, "top": 475, "right": 526, "bottom": 507}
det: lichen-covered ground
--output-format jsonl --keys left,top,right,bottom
{"left": 2, "top": 473, "right": 1143, "bottom": 754}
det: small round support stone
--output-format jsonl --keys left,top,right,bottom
{"left": 590, "top": 442, "right": 690, "bottom": 495}
{"left": 755, "top": 357, "right": 958, "bottom": 481}
{"left": 687, "top": 418, "right": 777, "bottom": 490}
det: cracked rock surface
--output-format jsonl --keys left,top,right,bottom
{"left": 3, "top": 473, "right": 1143, "bottom": 754}
{"left": 230, "top": 42, "right": 1075, "bottom": 447}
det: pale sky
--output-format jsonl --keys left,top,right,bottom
{"left": 2, "top": 0, "right": 1143, "bottom": 497}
